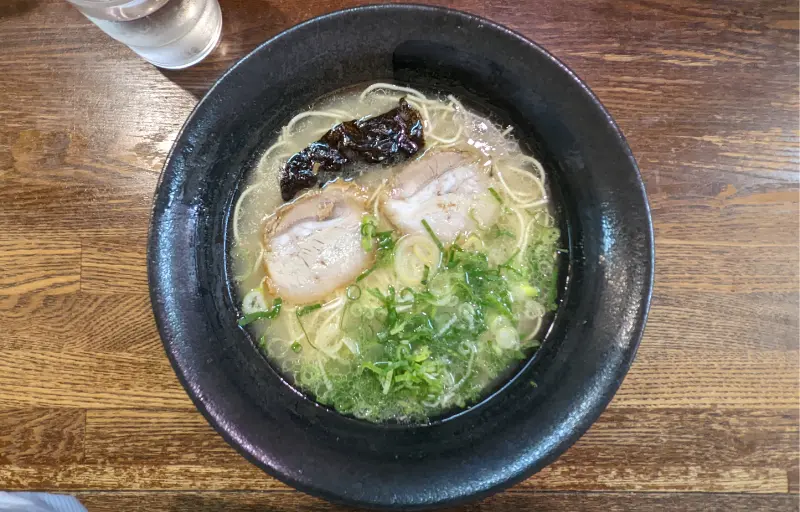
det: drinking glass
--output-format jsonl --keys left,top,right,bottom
{"left": 66, "top": 0, "right": 222, "bottom": 69}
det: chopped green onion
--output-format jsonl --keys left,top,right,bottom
{"left": 445, "top": 244, "right": 463, "bottom": 268}
{"left": 488, "top": 187, "right": 503, "bottom": 204}
{"left": 346, "top": 284, "right": 362, "bottom": 300}
{"left": 295, "top": 305, "right": 321, "bottom": 351}
{"left": 356, "top": 266, "right": 375, "bottom": 282}
{"left": 376, "top": 231, "right": 394, "bottom": 250}
{"left": 421, "top": 219, "right": 444, "bottom": 251}
{"left": 491, "top": 225, "right": 516, "bottom": 238}
{"left": 501, "top": 248, "right": 521, "bottom": 267}
{"left": 368, "top": 287, "right": 386, "bottom": 303}
{"left": 296, "top": 303, "right": 322, "bottom": 317}
{"left": 278, "top": 215, "right": 561, "bottom": 423}
{"left": 357, "top": 223, "right": 396, "bottom": 279}
{"left": 398, "top": 287, "right": 415, "bottom": 301}
{"left": 360, "top": 215, "right": 377, "bottom": 252}
{"left": 238, "top": 298, "right": 282, "bottom": 326}
{"left": 382, "top": 369, "right": 394, "bottom": 395}
{"left": 485, "top": 292, "right": 513, "bottom": 319}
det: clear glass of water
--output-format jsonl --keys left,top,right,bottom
{"left": 67, "top": 0, "right": 222, "bottom": 69}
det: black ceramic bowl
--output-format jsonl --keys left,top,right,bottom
{"left": 148, "top": 4, "right": 653, "bottom": 510}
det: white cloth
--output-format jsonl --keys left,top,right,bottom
{"left": 0, "top": 493, "right": 87, "bottom": 512}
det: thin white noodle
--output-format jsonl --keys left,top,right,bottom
{"left": 324, "top": 340, "right": 344, "bottom": 358}
{"left": 373, "top": 196, "right": 381, "bottom": 220}
{"left": 260, "top": 139, "right": 290, "bottom": 165}
{"left": 426, "top": 124, "right": 463, "bottom": 145}
{"left": 446, "top": 94, "right": 466, "bottom": 112}
{"left": 367, "top": 182, "right": 386, "bottom": 206}
{"left": 413, "top": 96, "right": 449, "bottom": 108}
{"left": 506, "top": 165, "right": 547, "bottom": 198}
{"left": 438, "top": 345, "right": 476, "bottom": 407}
{"left": 286, "top": 317, "right": 301, "bottom": 343}
{"left": 284, "top": 111, "right": 347, "bottom": 135}
{"left": 535, "top": 210, "right": 555, "bottom": 228}
{"left": 232, "top": 183, "right": 264, "bottom": 244}
{"left": 523, "top": 316, "right": 544, "bottom": 343}
{"left": 318, "top": 304, "right": 345, "bottom": 331}
{"left": 511, "top": 207, "right": 528, "bottom": 253}
{"left": 519, "top": 198, "right": 550, "bottom": 210}
{"left": 329, "top": 108, "right": 355, "bottom": 118}
{"left": 318, "top": 296, "right": 345, "bottom": 314}
{"left": 313, "top": 309, "right": 346, "bottom": 359}
{"left": 233, "top": 246, "right": 264, "bottom": 282}
{"left": 360, "top": 83, "right": 427, "bottom": 101}
{"left": 495, "top": 165, "right": 532, "bottom": 201}
{"left": 433, "top": 141, "right": 459, "bottom": 151}
{"left": 285, "top": 298, "right": 346, "bottom": 360}
{"left": 421, "top": 102, "right": 432, "bottom": 131}
{"left": 495, "top": 166, "right": 548, "bottom": 207}
{"left": 520, "top": 220, "right": 533, "bottom": 263}
{"left": 426, "top": 103, "right": 456, "bottom": 112}
{"left": 406, "top": 97, "right": 432, "bottom": 132}
{"left": 520, "top": 154, "right": 547, "bottom": 182}
{"left": 436, "top": 315, "right": 458, "bottom": 336}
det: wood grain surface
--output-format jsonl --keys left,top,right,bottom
{"left": 1, "top": 0, "right": 798, "bottom": 510}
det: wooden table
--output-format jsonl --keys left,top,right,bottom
{"left": 1, "top": 0, "right": 798, "bottom": 510}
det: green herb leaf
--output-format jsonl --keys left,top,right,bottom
{"left": 287, "top": 217, "right": 561, "bottom": 423}
{"left": 295, "top": 304, "right": 322, "bottom": 352}
{"left": 296, "top": 303, "right": 322, "bottom": 317}
{"left": 421, "top": 219, "right": 444, "bottom": 251}
{"left": 490, "top": 225, "right": 516, "bottom": 239}
{"left": 238, "top": 298, "right": 283, "bottom": 326}
{"left": 356, "top": 266, "right": 375, "bottom": 282}
{"left": 360, "top": 215, "right": 377, "bottom": 252}
{"left": 488, "top": 187, "right": 503, "bottom": 204}
{"left": 355, "top": 224, "right": 396, "bottom": 281}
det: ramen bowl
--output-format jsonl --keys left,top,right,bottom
{"left": 148, "top": 4, "right": 653, "bottom": 509}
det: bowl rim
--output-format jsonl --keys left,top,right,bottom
{"left": 148, "top": 3, "right": 655, "bottom": 509}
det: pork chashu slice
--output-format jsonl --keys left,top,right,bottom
{"left": 382, "top": 151, "right": 500, "bottom": 244}
{"left": 263, "top": 183, "right": 372, "bottom": 304}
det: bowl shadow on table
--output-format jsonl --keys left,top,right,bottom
{"left": 165, "top": 492, "right": 491, "bottom": 511}
{"left": 166, "top": 492, "right": 361, "bottom": 512}
{"left": 158, "top": 0, "right": 289, "bottom": 99}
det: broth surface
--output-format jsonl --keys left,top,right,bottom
{"left": 231, "top": 83, "right": 560, "bottom": 423}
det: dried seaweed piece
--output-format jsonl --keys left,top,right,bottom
{"left": 280, "top": 99, "right": 425, "bottom": 201}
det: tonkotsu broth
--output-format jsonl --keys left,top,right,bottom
{"left": 231, "top": 83, "right": 561, "bottom": 423}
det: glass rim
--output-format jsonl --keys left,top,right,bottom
{"left": 66, "top": 0, "right": 157, "bottom": 8}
